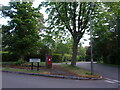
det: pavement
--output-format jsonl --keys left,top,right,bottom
{"left": 2, "top": 72, "right": 119, "bottom": 88}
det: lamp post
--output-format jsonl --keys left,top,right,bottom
{"left": 90, "top": 2, "right": 95, "bottom": 75}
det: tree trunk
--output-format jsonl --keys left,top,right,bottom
{"left": 71, "top": 38, "right": 79, "bottom": 66}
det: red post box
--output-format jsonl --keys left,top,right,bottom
{"left": 48, "top": 56, "right": 52, "bottom": 64}
{"left": 46, "top": 55, "right": 52, "bottom": 68}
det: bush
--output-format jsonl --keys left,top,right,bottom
{"left": 14, "top": 60, "right": 26, "bottom": 65}
{"left": 109, "top": 48, "right": 120, "bottom": 65}
{"left": 76, "top": 55, "right": 80, "bottom": 61}
{"left": 52, "top": 54, "right": 62, "bottom": 63}
{"left": 64, "top": 54, "right": 72, "bottom": 61}
{"left": 2, "top": 52, "right": 19, "bottom": 62}
{"left": 2, "top": 62, "right": 16, "bottom": 65}
{"left": 77, "top": 56, "right": 83, "bottom": 61}
{"left": 85, "top": 55, "right": 91, "bottom": 61}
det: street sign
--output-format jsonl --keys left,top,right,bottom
{"left": 29, "top": 59, "right": 41, "bottom": 62}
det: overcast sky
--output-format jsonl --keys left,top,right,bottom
{"left": 0, "top": 0, "right": 90, "bottom": 47}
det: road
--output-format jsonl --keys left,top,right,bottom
{"left": 2, "top": 72, "right": 119, "bottom": 88}
{"left": 76, "top": 62, "right": 119, "bottom": 80}
{"left": 54, "top": 62, "right": 119, "bottom": 80}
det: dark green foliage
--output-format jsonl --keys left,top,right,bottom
{"left": 38, "top": 41, "right": 52, "bottom": 62}
{"left": 92, "top": 2, "right": 120, "bottom": 65}
{"left": 54, "top": 42, "right": 71, "bottom": 54}
{"left": 14, "top": 60, "right": 26, "bottom": 65}
{"left": 2, "top": 2, "right": 44, "bottom": 61}
{"left": 109, "top": 48, "right": 120, "bottom": 65}
{"left": 52, "top": 54, "right": 62, "bottom": 63}
{"left": 64, "top": 54, "right": 72, "bottom": 61}
{"left": 2, "top": 52, "right": 19, "bottom": 62}
{"left": 77, "top": 43, "right": 86, "bottom": 61}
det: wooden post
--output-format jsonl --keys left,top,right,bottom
{"left": 37, "top": 62, "right": 39, "bottom": 71}
{"left": 31, "top": 62, "right": 33, "bottom": 70}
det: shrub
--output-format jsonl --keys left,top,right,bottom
{"left": 52, "top": 54, "right": 62, "bottom": 63}
{"left": 85, "top": 55, "right": 91, "bottom": 61}
{"left": 109, "top": 48, "right": 120, "bottom": 65}
{"left": 76, "top": 55, "right": 80, "bottom": 61}
{"left": 2, "top": 52, "right": 19, "bottom": 62}
{"left": 64, "top": 54, "right": 72, "bottom": 61}
{"left": 14, "top": 60, "right": 26, "bottom": 65}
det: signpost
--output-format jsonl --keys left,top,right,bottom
{"left": 29, "top": 59, "right": 41, "bottom": 71}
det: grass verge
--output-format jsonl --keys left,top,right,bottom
{"left": 2, "top": 67, "right": 50, "bottom": 74}
{"left": 22, "top": 62, "right": 46, "bottom": 66}
{"left": 61, "top": 64, "right": 101, "bottom": 78}
{"left": 2, "top": 62, "right": 46, "bottom": 66}
{"left": 2, "top": 63, "right": 101, "bottom": 78}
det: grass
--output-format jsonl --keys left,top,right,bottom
{"left": 2, "top": 62, "right": 46, "bottom": 66}
{"left": 2, "top": 62, "right": 101, "bottom": 78}
{"left": 0, "top": 51, "right": 9, "bottom": 54}
{"left": 2, "top": 67, "right": 50, "bottom": 74}
{"left": 2, "top": 62, "right": 17, "bottom": 65}
{"left": 61, "top": 64, "right": 100, "bottom": 78}
{"left": 22, "top": 62, "right": 46, "bottom": 66}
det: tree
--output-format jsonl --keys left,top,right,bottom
{"left": 39, "top": 2, "right": 97, "bottom": 66}
{"left": 92, "top": 2, "right": 120, "bottom": 65}
{"left": 78, "top": 43, "right": 86, "bottom": 61}
{"left": 2, "top": 2, "right": 43, "bottom": 61}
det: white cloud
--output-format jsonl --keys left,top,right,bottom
{"left": 0, "top": 17, "right": 9, "bottom": 25}
{"left": 0, "top": 0, "right": 10, "bottom": 6}
{"left": 80, "top": 32, "right": 90, "bottom": 47}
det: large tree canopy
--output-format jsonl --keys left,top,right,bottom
{"left": 2, "top": 2, "right": 44, "bottom": 61}
{"left": 39, "top": 2, "right": 101, "bottom": 66}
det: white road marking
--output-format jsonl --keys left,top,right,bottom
{"left": 105, "top": 78, "right": 120, "bottom": 83}
{"left": 112, "top": 80, "right": 120, "bottom": 83}
{"left": 104, "top": 78, "right": 120, "bottom": 84}
{"left": 105, "top": 78, "right": 112, "bottom": 80}
{"left": 105, "top": 80, "right": 116, "bottom": 84}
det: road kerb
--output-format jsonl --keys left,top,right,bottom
{"left": 2, "top": 70, "right": 103, "bottom": 80}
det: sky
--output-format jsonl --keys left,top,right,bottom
{"left": 0, "top": 0, "right": 90, "bottom": 47}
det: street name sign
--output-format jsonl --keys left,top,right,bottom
{"left": 29, "top": 59, "right": 41, "bottom": 62}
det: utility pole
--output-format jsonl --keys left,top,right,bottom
{"left": 90, "top": 15, "right": 94, "bottom": 75}
{"left": 90, "top": 2, "right": 95, "bottom": 75}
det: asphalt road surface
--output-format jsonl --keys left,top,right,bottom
{"left": 54, "top": 62, "right": 119, "bottom": 80}
{"left": 76, "top": 62, "right": 119, "bottom": 80}
{"left": 2, "top": 72, "right": 119, "bottom": 88}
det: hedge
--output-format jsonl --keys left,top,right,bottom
{"left": 2, "top": 52, "right": 19, "bottom": 62}
{"left": 52, "top": 54, "right": 62, "bottom": 63}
